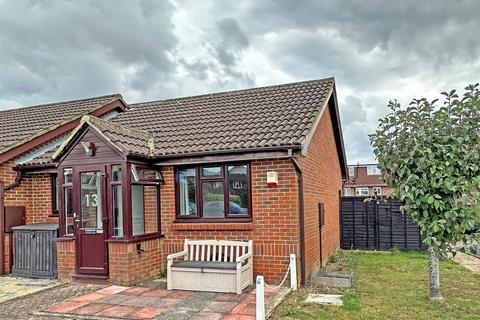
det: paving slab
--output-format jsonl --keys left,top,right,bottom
{"left": 305, "top": 293, "right": 344, "bottom": 305}
{"left": 29, "top": 280, "right": 290, "bottom": 320}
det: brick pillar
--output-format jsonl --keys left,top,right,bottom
{"left": 56, "top": 239, "right": 76, "bottom": 279}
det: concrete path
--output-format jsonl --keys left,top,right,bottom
{"left": 0, "top": 276, "right": 60, "bottom": 304}
{"left": 454, "top": 252, "right": 480, "bottom": 274}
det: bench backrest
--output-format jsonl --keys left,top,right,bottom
{"left": 184, "top": 239, "right": 252, "bottom": 262}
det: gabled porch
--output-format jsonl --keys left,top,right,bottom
{"left": 53, "top": 115, "right": 164, "bottom": 284}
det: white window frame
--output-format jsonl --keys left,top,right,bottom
{"left": 343, "top": 188, "right": 352, "bottom": 196}
{"left": 348, "top": 166, "right": 355, "bottom": 177}
{"left": 372, "top": 187, "right": 382, "bottom": 195}
{"left": 355, "top": 187, "right": 369, "bottom": 196}
{"left": 367, "top": 165, "right": 381, "bottom": 175}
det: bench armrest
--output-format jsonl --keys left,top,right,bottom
{"left": 236, "top": 252, "right": 252, "bottom": 264}
{"left": 167, "top": 250, "right": 188, "bottom": 261}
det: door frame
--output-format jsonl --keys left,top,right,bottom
{"left": 73, "top": 164, "right": 110, "bottom": 276}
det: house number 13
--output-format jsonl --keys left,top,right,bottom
{"left": 85, "top": 194, "right": 98, "bottom": 207}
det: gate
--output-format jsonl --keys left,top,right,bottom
{"left": 340, "top": 196, "right": 425, "bottom": 251}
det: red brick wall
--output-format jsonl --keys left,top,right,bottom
{"left": 56, "top": 239, "right": 76, "bottom": 279}
{"left": 1, "top": 161, "right": 57, "bottom": 224}
{"left": 108, "top": 238, "right": 163, "bottom": 286}
{"left": 1, "top": 160, "right": 57, "bottom": 273}
{"left": 298, "top": 105, "right": 342, "bottom": 277}
{"left": 159, "top": 159, "right": 300, "bottom": 284}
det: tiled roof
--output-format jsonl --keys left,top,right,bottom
{"left": 0, "top": 94, "right": 122, "bottom": 152}
{"left": 112, "top": 78, "right": 335, "bottom": 156}
{"left": 86, "top": 116, "right": 155, "bottom": 157}
{"left": 18, "top": 148, "right": 57, "bottom": 167}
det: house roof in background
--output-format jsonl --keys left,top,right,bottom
{"left": 111, "top": 77, "right": 335, "bottom": 157}
{"left": 0, "top": 94, "right": 124, "bottom": 154}
{"left": 17, "top": 148, "right": 58, "bottom": 168}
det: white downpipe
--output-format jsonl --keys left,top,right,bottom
{"left": 256, "top": 275, "right": 265, "bottom": 320}
{"left": 290, "top": 253, "right": 297, "bottom": 290}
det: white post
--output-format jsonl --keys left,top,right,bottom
{"left": 256, "top": 275, "right": 265, "bottom": 320}
{"left": 290, "top": 253, "right": 297, "bottom": 291}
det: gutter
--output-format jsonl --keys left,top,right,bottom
{"left": 0, "top": 170, "right": 23, "bottom": 275}
{"left": 289, "top": 151, "right": 306, "bottom": 285}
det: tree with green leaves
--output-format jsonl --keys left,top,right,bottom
{"left": 369, "top": 84, "right": 480, "bottom": 301}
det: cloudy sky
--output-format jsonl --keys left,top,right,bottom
{"left": 1, "top": 0, "right": 479, "bottom": 163}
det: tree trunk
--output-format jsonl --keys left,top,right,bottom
{"left": 428, "top": 246, "right": 443, "bottom": 302}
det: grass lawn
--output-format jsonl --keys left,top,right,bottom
{"left": 272, "top": 251, "right": 480, "bottom": 320}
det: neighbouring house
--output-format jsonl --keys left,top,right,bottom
{"left": 0, "top": 78, "right": 347, "bottom": 286}
{"left": 343, "top": 163, "right": 394, "bottom": 197}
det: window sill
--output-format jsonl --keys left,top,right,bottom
{"left": 172, "top": 222, "right": 253, "bottom": 231}
{"left": 106, "top": 233, "right": 164, "bottom": 243}
{"left": 54, "top": 236, "right": 75, "bottom": 242}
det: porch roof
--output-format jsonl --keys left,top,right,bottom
{"left": 53, "top": 115, "right": 155, "bottom": 160}
{"left": 0, "top": 94, "right": 123, "bottom": 153}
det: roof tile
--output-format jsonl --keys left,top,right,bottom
{"left": 111, "top": 78, "right": 334, "bottom": 156}
{"left": 0, "top": 94, "right": 122, "bottom": 151}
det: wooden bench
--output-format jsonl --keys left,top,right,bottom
{"left": 167, "top": 239, "right": 253, "bottom": 294}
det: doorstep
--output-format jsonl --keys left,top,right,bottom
{"left": 73, "top": 273, "right": 110, "bottom": 280}
{"left": 35, "top": 279, "right": 288, "bottom": 319}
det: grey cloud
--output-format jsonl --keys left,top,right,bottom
{"left": 1, "top": 0, "right": 478, "bottom": 163}
{"left": 176, "top": 16, "right": 254, "bottom": 90}
{"left": 341, "top": 95, "right": 368, "bottom": 125}
{"left": 0, "top": 0, "right": 176, "bottom": 105}
{"left": 245, "top": 0, "right": 480, "bottom": 64}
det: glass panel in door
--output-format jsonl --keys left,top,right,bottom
{"left": 80, "top": 171, "right": 103, "bottom": 230}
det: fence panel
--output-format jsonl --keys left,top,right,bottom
{"left": 340, "top": 196, "right": 425, "bottom": 251}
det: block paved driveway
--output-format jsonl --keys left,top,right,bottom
{"left": 0, "top": 279, "right": 280, "bottom": 319}
{"left": 0, "top": 282, "right": 104, "bottom": 319}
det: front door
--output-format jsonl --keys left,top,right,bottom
{"left": 74, "top": 166, "right": 109, "bottom": 275}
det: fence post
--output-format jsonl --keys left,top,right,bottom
{"left": 290, "top": 254, "right": 297, "bottom": 291}
{"left": 256, "top": 275, "right": 265, "bottom": 320}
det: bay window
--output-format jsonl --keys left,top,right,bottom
{"left": 176, "top": 163, "right": 251, "bottom": 221}
{"left": 130, "top": 165, "right": 161, "bottom": 236}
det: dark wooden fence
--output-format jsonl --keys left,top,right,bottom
{"left": 340, "top": 196, "right": 426, "bottom": 251}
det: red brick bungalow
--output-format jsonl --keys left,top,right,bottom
{"left": 0, "top": 78, "right": 347, "bottom": 286}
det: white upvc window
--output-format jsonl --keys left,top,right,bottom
{"left": 343, "top": 188, "right": 352, "bottom": 196}
{"left": 355, "top": 187, "right": 369, "bottom": 196}
{"left": 367, "top": 165, "right": 381, "bottom": 175}
{"left": 372, "top": 187, "right": 382, "bottom": 195}
{"left": 348, "top": 166, "right": 355, "bottom": 177}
